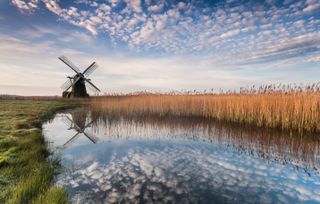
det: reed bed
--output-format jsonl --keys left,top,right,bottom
{"left": 91, "top": 84, "right": 320, "bottom": 135}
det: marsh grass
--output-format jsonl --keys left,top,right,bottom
{"left": 91, "top": 84, "right": 320, "bottom": 135}
{"left": 0, "top": 100, "right": 78, "bottom": 203}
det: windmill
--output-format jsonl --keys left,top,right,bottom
{"left": 59, "top": 55, "right": 101, "bottom": 98}
{"left": 61, "top": 110, "right": 98, "bottom": 149}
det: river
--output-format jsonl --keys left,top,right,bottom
{"left": 43, "top": 108, "right": 320, "bottom": 204}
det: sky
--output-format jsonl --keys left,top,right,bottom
{"left": 0, "top": 0, "right": 319, "bottom": 96}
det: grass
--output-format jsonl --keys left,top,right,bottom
{"left": 91, "top": 84, "right": 320, "bottom": 135}
{"left": 0, "top": 100, "right": 80, "bottom": 204}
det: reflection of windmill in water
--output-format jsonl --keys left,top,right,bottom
{"left": 61, "top": 110, "right": 98, "bottom": 149}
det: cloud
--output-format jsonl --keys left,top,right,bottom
{"left": 9, "top": 0, "right": 320, "bottom": 65}
{"left": 303, "top": 0, "right": 320, "bottom": 13}
{"left": 220, "top": 29, "right": 241, "bottom": 39}
{"left": 305, "top": 54, "right": 320, "bottom": 63}
{"left": 42, "top": 0, "right": 62, "bottom": 14}
{"left": 77, "top": 20, "right": 98, "bottom": 35}
{"left": 124, "top": 0, "right": 142, "bottom": 13}
{"left": 246, "top": 32, "right": 320, "bottom": 64}
{"left": 177, "top": 2, "right": 186, "bottom": 9}
{"left": 109, "top": 0, "right": 118, "bottom": 7}
{"left": 11, "top": 0, "right": 38, "bottom": 12}
{"left": 154, "top": 14, "right": 167, "bottom": 30}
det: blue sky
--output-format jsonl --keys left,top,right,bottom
{"left": 0, "top": 0, "right": 319, "bottom": 95}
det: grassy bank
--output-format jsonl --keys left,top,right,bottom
{"left": 91, "top": 91, "right": 320, "bottom": 135}
{"left": 0, "top": 100, "right": 79, "bottom": 204}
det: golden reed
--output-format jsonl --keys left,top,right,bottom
{"left": 91, "top": 84, "right": 320, "bottom": 134}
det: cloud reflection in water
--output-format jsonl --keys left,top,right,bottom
{"left": 44, "top": 110, "right": 320, "bottom": 204}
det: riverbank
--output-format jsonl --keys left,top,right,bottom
{"left": 0, "top": 100, "right": 80, "bottom": 203}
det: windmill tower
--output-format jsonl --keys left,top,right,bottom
{"left": 59, "top": 55, "right": 101, "bottom": 98}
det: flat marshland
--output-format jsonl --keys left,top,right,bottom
{"left": 1, "top": 84, "right": 320, "bottom": 203}
{"left": 0, "top": 100, "right": 80, "bottom": 204}
{"left": 91, "top": 85, "right": 320, "bottom": 135}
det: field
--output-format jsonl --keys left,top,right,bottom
{"left": 0, "top": 100, "right": 79, "bottom": 204}
{"left": 91, "top": 85, "right": 320, "bottom": 135}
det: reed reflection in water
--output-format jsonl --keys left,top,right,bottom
{"left": 43, "top": 109, "right": 320, "bottom": 204}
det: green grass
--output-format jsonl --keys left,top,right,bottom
{"left": 0, "top": 100, "right": 80, "bottom": 204}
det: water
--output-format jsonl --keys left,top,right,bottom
{"left": 43, "top": 109, "right": 320, "bottom": 204}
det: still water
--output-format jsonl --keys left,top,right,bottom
{"left": 43, "top": 109, "right": 320, "bottom": 204}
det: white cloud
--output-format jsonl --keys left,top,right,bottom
{"left": 247, "top": 32, "right": 320, "bottom": 63}
{"left": 42, "top": 0, "right": 62, "bottom": 14}
{"left": 77, "top": 20, "right": 98, "bottom": 35}
{"left": 303, "top": 0, "right": 320, "bottom": 13}
{"left": 220, "top": 29, "right": 241, "bottom": 39}
{"left": 167, "top": 8, "right": 180, "bottom": 19}
{"left": 305, "top": 54, "right": 320, "bottom": 63}
{"left": 177, "top": 2, "right": 186, "bottom": 9}
{"left": 11, "top": 0, "right": 38, "bottom": 12}
{"left": 67, "top": 6, "right": 79, "bottom": 17}
{"left": 90, "top": 16, "right": 102, "bottom": 24}
{"left": 138, "top": 19, "right": 154, "bottom": 39}
{"left": 155, "top": 14, "right": 167, "bottom": 30}
{"left": 109, "top": 0, "right": 118, "bottom": 7}
{"left": 125, "top": 0, "right": 142, "bottom": 13}
{"left": 148, "top": 3, "right": 164, "bottom": 12}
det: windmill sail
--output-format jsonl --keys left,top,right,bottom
{"left": 85, "top": 78, "right": 101, "bottom": 93}
{"left": 83, "top": 132, "right": 98, "bottom": 144}
{"left": 59, "top": 55, "right": 81, "bottom": 74}
{"left": 61, "top": 79, "right": 72, "bottom": 90}
{"left": 83, "top": 62, "right": 98, "bottom": 77}
{"left": 63, "top": 132, "right": 81, "bottom": 148}
{"left": 61, "top": 116, "right": 73, "bottom": 129}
